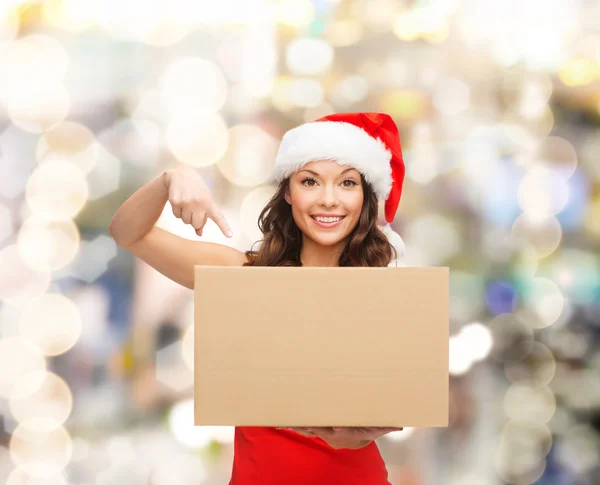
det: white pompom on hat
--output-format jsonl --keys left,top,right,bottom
{"left": 273, "top": 112, "right": 406, "bottom": 265}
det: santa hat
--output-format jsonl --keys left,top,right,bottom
{"left": 273, "top": 112, "right": 406, "bottom": 265}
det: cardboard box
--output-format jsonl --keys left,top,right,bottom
{"left": 194, "top": 266, "right": 449, "bottom": 427}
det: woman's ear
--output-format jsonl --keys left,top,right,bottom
{"left": 284, "top": 187, "right": 291, "bottom": 205}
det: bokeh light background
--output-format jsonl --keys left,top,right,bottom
{"left": 0, "top": 0, "right": 599, "bottom": 484}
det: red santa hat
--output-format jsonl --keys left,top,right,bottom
{"left": 273, "top": 112, "right": 406, "bottom": 264}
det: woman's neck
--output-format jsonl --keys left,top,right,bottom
{"left": 299, "top": 236, "right": 346, "bottom": 267}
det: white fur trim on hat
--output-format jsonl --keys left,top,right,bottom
{"left": 273, "top": 121, "right": 393, "bottom": 201}
{"left": 380, "top": 223, "right": 405, "bottom": 267}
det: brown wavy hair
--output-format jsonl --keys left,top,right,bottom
{"left": 243, "top": 173, "right": 397, "bottom": 267}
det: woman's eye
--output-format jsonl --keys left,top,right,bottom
{"left": 301, "top": 178, "right": 357, "bottom": 187}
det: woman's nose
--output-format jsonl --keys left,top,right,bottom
{"left": 319, "top": 185, "right": 339, "bottom": 206}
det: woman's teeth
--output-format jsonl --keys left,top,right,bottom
{"left": 317, "top": 217, "right": 341, "bottom": 223}
{"left": 312, "top": 216, "right": 344, "bottom": 223}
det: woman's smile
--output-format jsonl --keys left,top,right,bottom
{"left": 310, "top": 215, "right": 346, "bottom": 228}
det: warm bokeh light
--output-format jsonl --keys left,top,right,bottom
{"left": 522, "top": 277, "right": 566, "bottom": 329}
{"left": 0, "top": 6, "right": 19, "bottom": 43}
{"left": 166, "top": 113, "right": 229, "bottom": 167}
{"left": 275, "top": 0, "right": 315, "bottom": 28}
{"left": 504, "top": 383, "right": 556, "bottom": 425}
{"left": 286, "top": 38, "right": 334, "bottom": 76}
{"left": 6, "top": 468, "right": 68, "bottom": 485}
{"left": 0, "top": 203, "right": 14, "bottom": 244}
{"left": 168, "top": 399, "right": 234, "bottom": 449}
{"left": 36, "top": 121, "right": 99, "bottom": 175}
{"left": 239, "top": 185, "right": 277, "bottom": 244}
{"left": 43, "top": 0, "right": 96, "bottom": 33}
{"left": 502, "top": 70, "right": 553, "bottom": 119}
{"left": 159, "top": 57, "right": 228, "bottom": 118}
{"left": 329, "top": 76, "right": 369, "bottom": 107}
{"left": 25, "top": 160, "right": 89, "bottom": 221}
{"left": 9, "top": 418, "right": 73, "bottom": 478}
{"left": 504, "top": 342, "right": 556, "bottom": 386}
{"left": 286, "top": 79, "right": 325, "bottom": 108}
{"left": 217, "top": 124, "right": 278, "bottom": 186}
{"left": 0, "top": 337, "right": 46, "bottom": 399}
{"left": 404, "top": 214, "right": 461, "bottom": 266}
{"left": 326, "top": 19, "right": 364, "bottom": 47}
{"left": 17, "top": 216, "right": 80, "bottom": 272}
{"left": 511, "top": 214, "right": 563, "bottom": 259}
{"left": 517, "top": 165, "right": 570, "bottom": 221}
{"left": 558, "top": 58, "right": 599, "bottom": 86}
{"left": 9, "top": 371, "right": 73, "bottom": 425}
{"left": 18, "top": 292, "right": 83, "bottom": 356}
{"left": 0, "top": 244, "right": 51, "bottom": 306}
{"left": 488, "top": 313, "right": 535, "bottom": 364}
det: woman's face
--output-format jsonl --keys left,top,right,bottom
{"left": 284, "top": 160, "right": 364, "bottom": 247}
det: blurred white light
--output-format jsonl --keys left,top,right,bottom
{"left": 217, "top": 124, "right": 278, "bottom": 187}
{"left": 460, "top": 322, "right": 493, "bottom": 362}
{"left": 17, "top": 293, "right": 82, "bottom": 356}
{"left": 240, "top": 185, "right": 277, "bottom": 244}
{"left": 0, "top": 337, "right": 46, "bottom": 398}
{"left": 326, "top": 19, "right": 364, "bottom": 47}
{"left": 168, "top": 399, "right": 234, "bottom": 448}
{"left": 286, "top": 38, "right": 334, "bottom": 76}
{"left": 9, "top": 371, "right": 73, "bottom": 425}
{"left": 518, "top": 165, "right": 569, "bottom": 220}
{"left": 383, "top": 427, "right": 415, "bottom": 442}
{"left": 433, "top": 78, "right": 470, "bottom": 115}
{"left": 86, "top": 143, "right": 122, "bottom": 200}
{"left": 25, "top": 160, "right": 88, "bottom": 221}
{"left": 159, "top": 57, "right": 228, "bottom": 118}
{"left": 329, "top": 76, "right": 369, "bottom": 107}
{"left": 449, "top": 335, "right": 473, "bottom": 376}
{"left": 44, "top": 0, "right": 97, "bottom": 33}
{"left": 17, "top": 216, "right": 80, "bottom": 272}
{"left": 7, "top": 81, "right": 70, "bottom": 133}
{"left": 523, "top": 277, "right": 566, "bottom": 329}
{"left": 0, "top": 6, "right": 19, "bottom": 42}
{"left": 407, "top": 122, "right": 440, "bottom": 185}
{"left": 0, "top": 204, "right": 13, "bottom": 244}
{"left": 404, "top": 214, "right": 461, "bottom": 266}
{"left": 10, "top": 418, "right": 72, "bottom": 477}
{"left": 287, "top": 79, "right": 324, "bottom": 108}
{"left": 20, "top": 34, "right": 70, "bottom": 80}
{"left": 0, "top": 244, "right": 51, "bottom": 306}
{"left": 36, "top": 121, "right": 98, "bottom": 175}
{"left": 178, "top": 0, "right": 260, "bottom": 24}
{"left": 166, "top": 113, "right": 229, "bottom": 167}
{"left": 529, "top": 136, "right": 578, "bottom": 179}
{"left": 6, "top": 468, "right": 68, "bottom": 485}
{"left": 504, "top": 383, "right": 556, "bottom": 425}
{"left": 276, "top": 0, "right": 314, "bottom": 28}
{"left": 239, "top": 22, "right": 277, "bottom": 98}
{"left": 511, "top": 214, "right": 563, "bottom": 259}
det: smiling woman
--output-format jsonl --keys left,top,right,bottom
{"left": 109, "top": 111, "right": 408, "bottom": 484}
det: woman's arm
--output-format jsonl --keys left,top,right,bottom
{"left": 108, "top": 166, "right": 244, "bottom": 289}
{"left": 108, "top": 172, "right": 169, "bottom": 248}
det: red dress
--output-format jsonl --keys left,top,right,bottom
{"left": 228, "top": 426, "right": 392, "bottom": 485}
